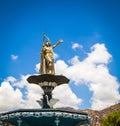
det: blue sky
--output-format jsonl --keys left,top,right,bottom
{"left": 0, "top": 0, "right": 120, "bottom": 112}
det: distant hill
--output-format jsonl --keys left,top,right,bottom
{"left": 58, "top": 103, "right": 120, "bottom": 126}
{"left": 83, "top": 103, "right": 120, "bottom": 126}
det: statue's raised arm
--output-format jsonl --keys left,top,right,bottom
{"left": 40, "top": 34, "right": 63, "bottom": 75}
{"left": 52, "top": 39, "right": 63, "bottom": 49}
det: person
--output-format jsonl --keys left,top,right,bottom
{"left": 40, "top": 34, "right": 63, "bottom": 75}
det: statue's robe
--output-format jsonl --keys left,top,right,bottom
{"left": 40, "top": 50, "right": 55, "bottom": 75}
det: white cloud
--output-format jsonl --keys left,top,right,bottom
{"left": 5, "top": 76, "right": 16, "bottom": 83}
{"left": 35, "top": 63, "right": 40, "bottom": 73}
{"left": 0, "top": 75, "right": 43, "bottom": 112}
{"left": 53, "top": 84, "right": 82, "bottom": 108}
{"left": 72, "top": 43, "right": 83, "bottom": 50}
{"left": 0, "top": 81, "right": 25, "bottom": 112}
{"left": 68, "top": 55, "right": 80, "bottom": 65}
{"left": 14, "top": 75, "right": 30, "bottom": 88}
{"left": 55, "top": 60, "right": 68, "bottom": 75}
{"left": 85, "top": 43, "right": 112, "bottom": 64}
{"left": 11, "top": 54, "right": 18, "bottom": 60}
{"left": 23, "top": 84, "right": 43, "bottom": 109}
{"left": 53, "top": 52, "right": 59, "bottom": 59}
{"left": 55, "top": 43, "right": 120, "bottom": 110}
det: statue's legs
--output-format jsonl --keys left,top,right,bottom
{"left": 45, "top": 54, "right": 55, "bottom": 74}
{"left": 48, "top": 62, "right": 55, "bottom": 74}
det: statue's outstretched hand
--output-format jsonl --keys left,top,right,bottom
{"left": 59, "top": 39, "right": 64, "bottom": 43}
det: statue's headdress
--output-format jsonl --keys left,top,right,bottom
{"left": 42, "top": 33, "right": 50, "bottom": 46}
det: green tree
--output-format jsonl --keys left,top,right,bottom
{"left": 101, "top": 110, "right": 120, "bottom": 126}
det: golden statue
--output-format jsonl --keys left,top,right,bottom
{"left": 40, "top": 34, "right": 63, "bottom": 75}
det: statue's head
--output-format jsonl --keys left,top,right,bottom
{"left": 46, "top": 40, "right": 51, "bottom": 46}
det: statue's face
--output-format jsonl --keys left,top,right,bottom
{"left": 46, "top": 41, "right": 51, "bottom": 46}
